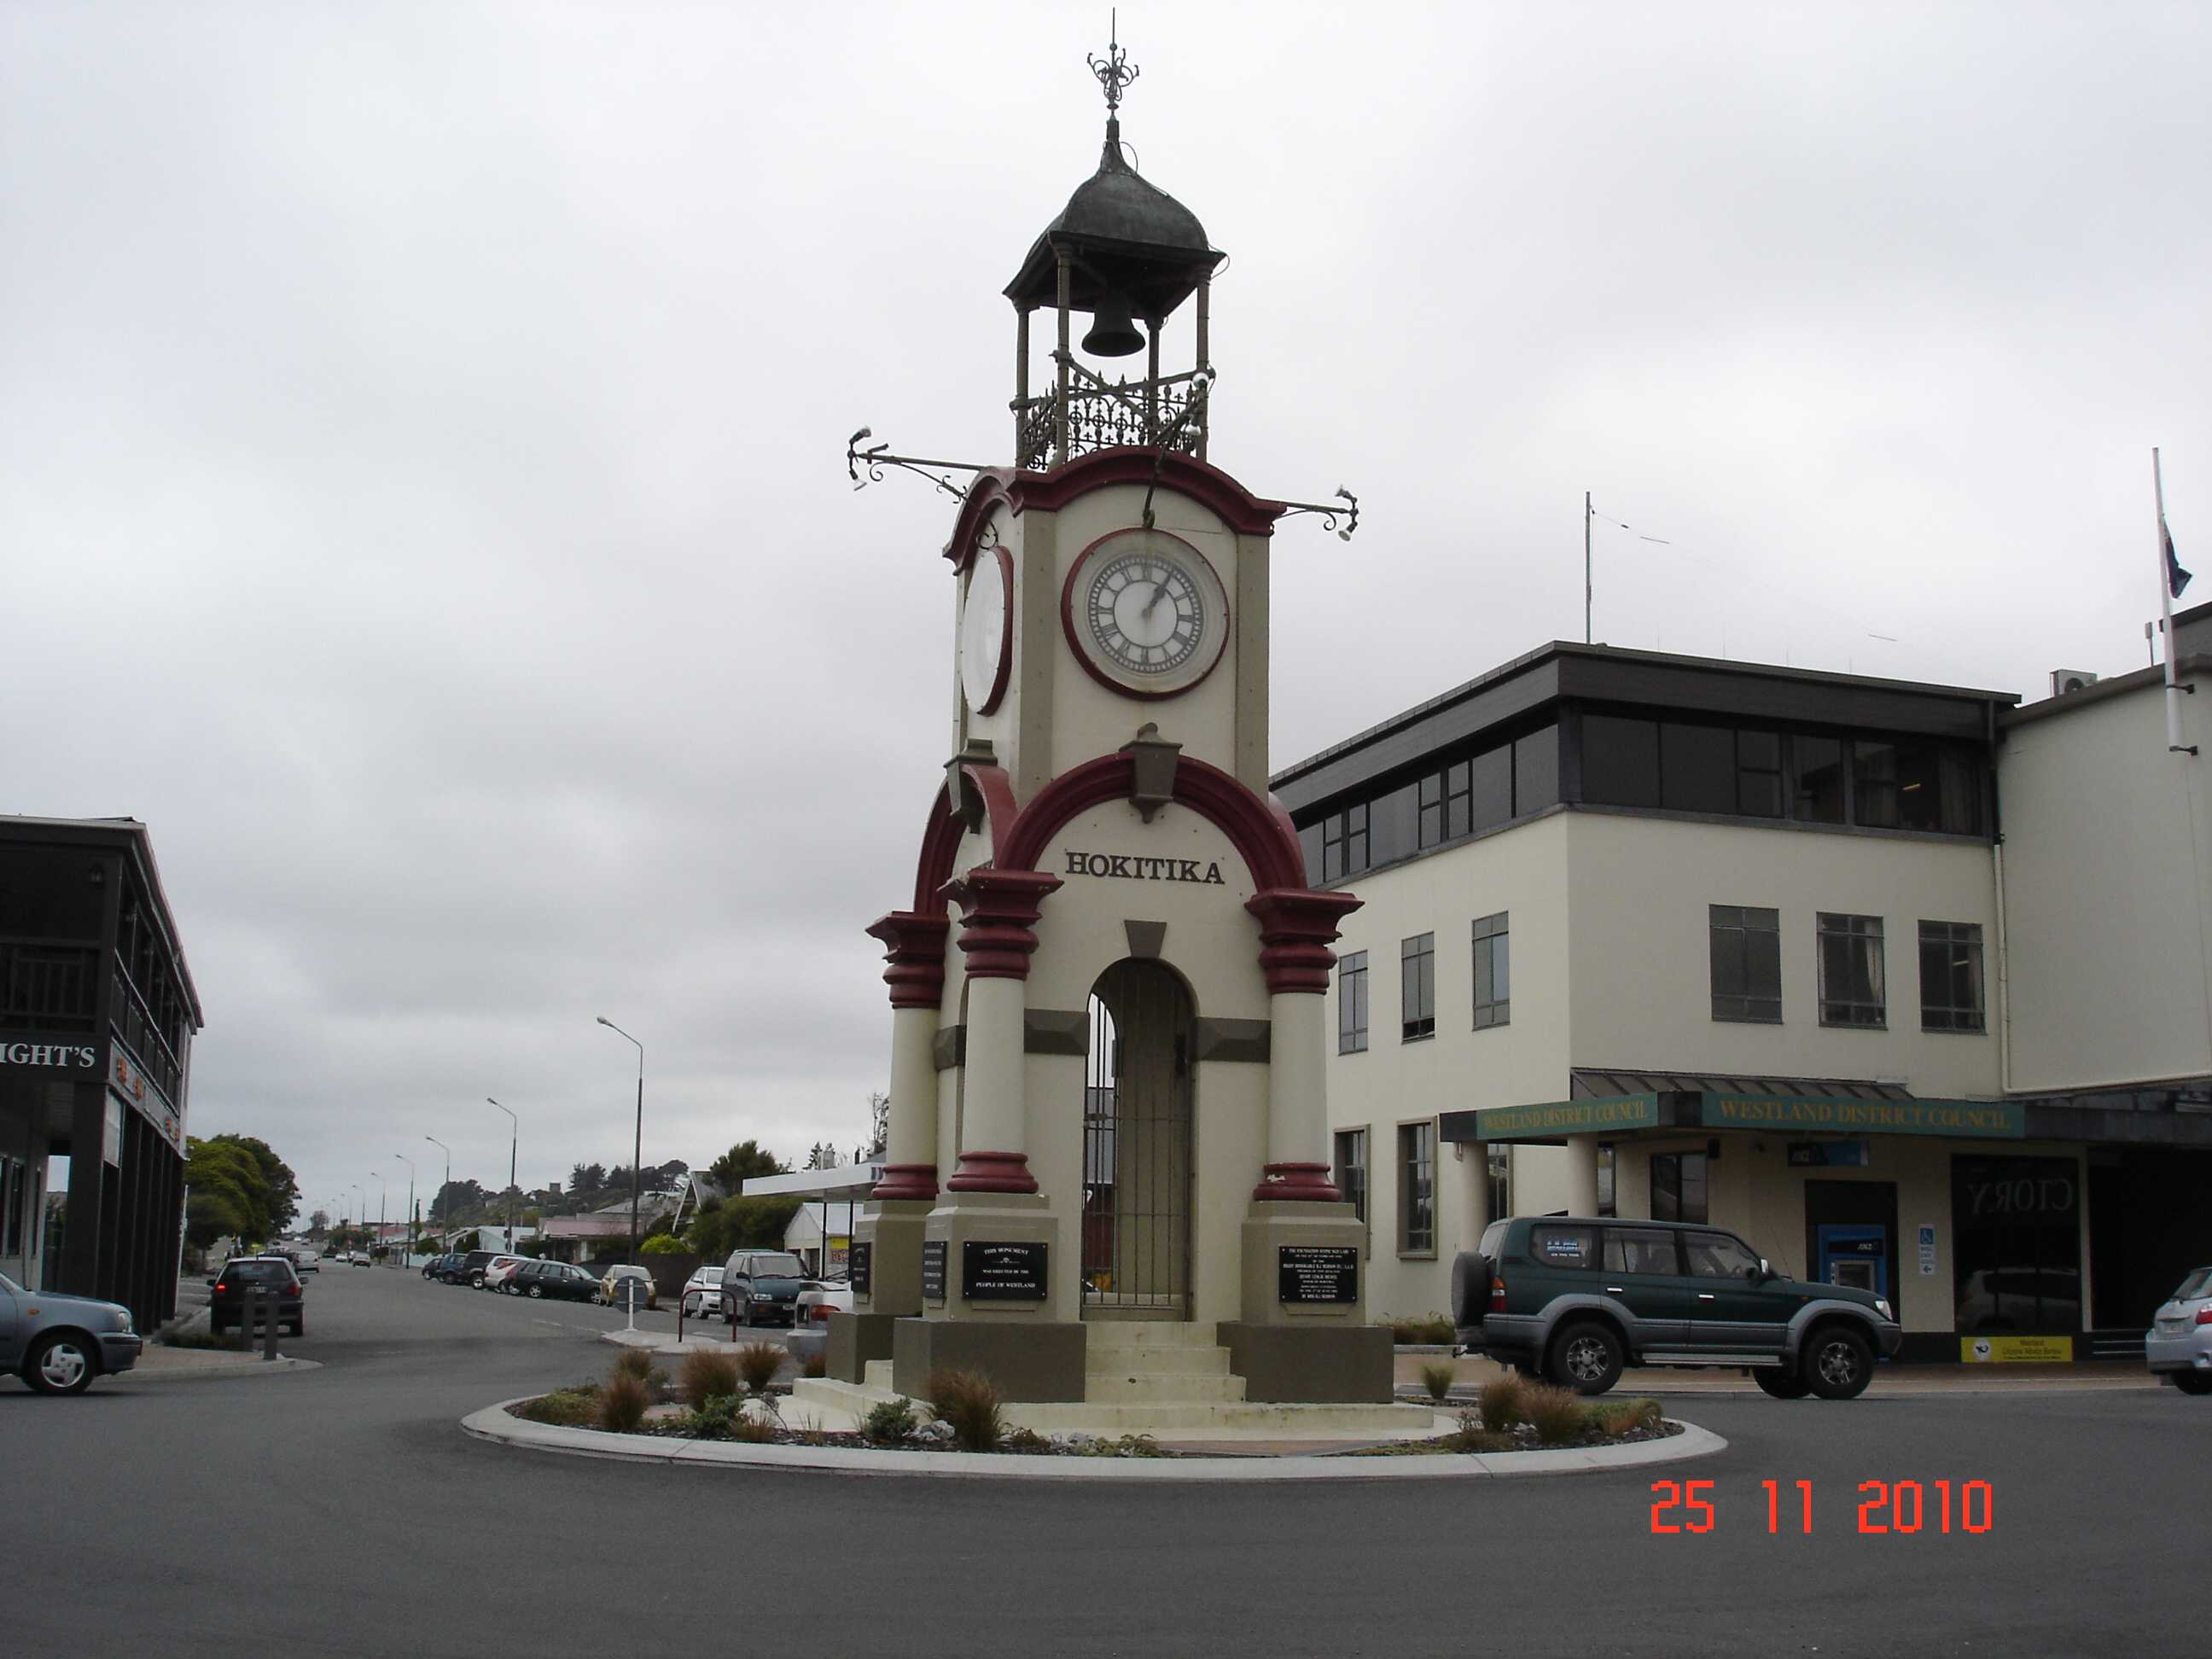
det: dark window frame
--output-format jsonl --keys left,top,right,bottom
{"left": 1650, "top": 1151, "right": 1709, "bottom": 1225}
{"left": 1398, "top": 1120, "right": 1436, "bottom": 1257}
{"left": 1919, "top": 919, "right": 1986, "bottom": 1033}
{"left": 1471, "top": 911, "right": 1510, "bottom": 1029}
{"left": 1337, "top": 951, "right": 1368, "bottom": 1054}
{"left": 1818, "top": 911, "right": 1888, "bottom": 1027}
{"left": 1400, "top": 933, "right": 1435, "bottom": 1041}
{"left": 1709, "top": 904, "right": 1783, "bottom": 1023}
{"left": 1333, "top": 1126, "right": 1369, "bottom": 1228}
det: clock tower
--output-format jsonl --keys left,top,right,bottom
{"left": 839, "top": 32, "right": 1385, "bottom": 1409}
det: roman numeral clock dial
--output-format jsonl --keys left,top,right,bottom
{"left": 1061, "top": 528, "right": 1230, "bottom": 698}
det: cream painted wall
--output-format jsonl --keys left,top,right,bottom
{"left": 1998, "top": 675, "right": 2212, "bottom": 1092}
{"left": 1565, "top": 812, "right": 2002, "bottom": 1098}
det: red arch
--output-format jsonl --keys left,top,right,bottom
{"left": 941, "top": 448, "right": 1285, "bottom": 568}
{"left": 911, "top": 761, "right": 1020, "bottom": 914}
{"left": 996, "top": 750, "right": 1310, "bottom": 891}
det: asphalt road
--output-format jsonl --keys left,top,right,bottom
{"left": 5, "top": 1265, "right": 2206, "bottom": 1657}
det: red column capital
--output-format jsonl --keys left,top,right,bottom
{"left": 1244, "top": 887, "right": 1364, "bottom": 995}
{"left": 942, "top": 867, "right": 1064, "bottom": 981}
{"left": 864, "top": 911, "right": 950, "bottom": 1010}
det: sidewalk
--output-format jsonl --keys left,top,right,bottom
{"left": 1394, "top": 1352, "right": 2159, "bottom": 1396}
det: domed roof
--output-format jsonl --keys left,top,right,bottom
{"left": 1004, "top": 119, "right": 1224, "bottom": 320}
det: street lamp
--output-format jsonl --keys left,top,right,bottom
{"left": 425, "top": 1136, "right": 451, "bottom": 1240}
{"left": 393, "top": 1154, "right": 415, "bottom": 1268}
{"left": 596, "top": 1016, "right": 645, "bottom": 1268}
{"left": 368, "top": 1173, "right": 386, "bottom": 1263}
{"left": 486, "top": 1098, "right": 518, "bottom": 1256}
{"left": 352, "top": 1185, "right": 364, "bottom": 1249}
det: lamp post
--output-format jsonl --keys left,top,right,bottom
{"left": 352, "top": 1185, "right": 364, "bottom": 1252}
{"left": 486, "top": 1098, "right": 518, "bottom": 1255}
{"left": 393, "top": 1155, "right": 415, "bottom": 1268}
{"left": 596, "top": 1016, "right": 645, "bottom": 1268}
{"left": 369, "top": 1173, "right": 386, "bottom": 1262}
{"left": 424, "top": 1136, "right": 450, "bottom": 1242}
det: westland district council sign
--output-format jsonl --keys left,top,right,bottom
{"left": 1452, "top": 1092, "right": 2028, "bottom": 1143}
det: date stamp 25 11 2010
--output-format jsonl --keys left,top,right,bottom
{"left": 1650, "top": 1479, "right": 1995, "bottom": 1535}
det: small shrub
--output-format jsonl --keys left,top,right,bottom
{"left": 1419, "top": 1359, "right": 1458, "bottom": 1403}
{"left": 1476, "top": 1372, "right": 1528, "bottom": 1432}
{"left": 514, "top": 1388, "right": 598, "bottom": 1427}
{"left": 926, "top": 1368, "right": 1006, "bottom": 1453}
{"left": 610, "top": 1348, "right": 655, "bottom": 1382}
{"left": 800, "top": 1348, "right": 827, "bottom": 1379}
{"left": 639, "top": 1233, "right": 687, "bottom": 1255}
{"left": 678, "top": 1348, "right": 742, "bottom": 1408}
{"left": 726, "top": 1410, "right": 781, "bottom": 1444}
{"left": 1388, "top": 1313, "right": 1458, "bottom": 1346}
{"left": 1004, "top": 1426, "right": 1051, "bottom": 1453}
{"left": 1072, "top": 1433, "right": 1169, "bottom": 1458}
{"left": 1521, "top": 1382, "right": 1586, "bottom": 1446}
{"left": 1447, "top": 1408, "right": 1518, "bottom": 1453}
{"left": 735, "top": 1340, "right": 784, "bottom": 1395}
{"left": 1597, "top": 1397, "right": 1662, "bottom": 1438}
{"left": 597, "top": 1372, "right": 651, "bottom": 1433}
{"left": 864, "top": 1396, "right": 918, "bottom": 1444}
{"left": 685, "top": 1393, "right": 742, "bottom": 1437}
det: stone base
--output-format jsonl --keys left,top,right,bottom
{"left": 891, "top": 1315, "right": 1087, "bottom": 1402}
{"left": 1217, "top": 1321, "right": 1395, "bottom": 1404}
{"left": 825, "top": 1310, "right": 899, "bottom": 1384}
{"left": 923, "top": 1191, "right": 1062, "bottom": 1321}
{"left": 1239, "top": 1200, "right": 1370, "bottom": 1326}
{"left": 854, "top": 1199, "right": 930, "bottom": 1318}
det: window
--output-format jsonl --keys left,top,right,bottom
{"left": 1469, "top": 746, "right": 1511, "bottom": 833}
{"left": 1583, "top": 714, "right": 1661, "bottom": 807}
{"left": 1660, "top": 722, "right": 1737, "bottom": 814}
{"left": 1417, "top": 772, "right": 1445, "bottom": 847}
{"left": 1604, "top": 1225, "right": 1677, "bottom": 1274}
{"left": 1595, "top": 1145, "right": 1616, "bottom": 1218}
{"left": 1685, "top": 1231, "right": 1762, "bottom": 1278}
{"left": 1790, "top": 735, "right": 1846, "bottom": 823}
{"left": 1400, "top": 933, "right": 1435, "bottom": 1040}
{"left": 1320, "top": 802, "right": 1370, "bottom": 882}
{"left": 1514, "top": 724, "right": 1560, "bottom": 814}
{"left": 1737, "top": 730, "right": 1784, "bottom": 817}
{"left": 1819, "top": 913, "right": 1887, "bottom": 1027}
{"left": 1920, "top": 921, "right": 1986, "bottom": 1033}
{"left": 1399, "top": 1122, "right": 1435, "bottom": 1254}
{"left": 1650, "top": 1152, "right": 1708, "bottom": 1224}
{"left": 1337, "top": 952, "right": 1369, "bottom": 1054}
{"left": 1852, "top": 741, "right": 1899, "bottom": 828}
{"left": 1471, "top": 911, "right": 1510, "bottom": 1028}
{"left": 1528, "top": 1224, "right": 1598, "bottom": 1267}
{"left": 1333, "top": 1129, "right": 1369, "bottom": 1225}
{"left": 1953, "top": 1155, "right": 2081, "bottom": 1332}
{"left": 1487, "top": 1145, "right": 1511, "bottom": 1220}
{"left": 1709, "top": 905, "right": 1782, "bottom": 1022}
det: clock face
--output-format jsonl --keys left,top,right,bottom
{"left": 1062, "top": 529, "right": 1230, "bottom": 698}
{"left": 959, "top": 544, "right": 1012, "bottom": 714}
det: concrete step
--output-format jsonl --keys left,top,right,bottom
{"left": 1082, "top": 1371, "right": 1246, "bottom": 1403}
{"left": 1083, "top": 1320, "right": 1220, "bottom": 1348}
{"left": 1083, "top": 1343, "right": 1231, "bottom": 1377}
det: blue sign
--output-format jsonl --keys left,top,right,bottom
{"left": 1788, "top": 1140, "right": 1871, "bottom": 1167}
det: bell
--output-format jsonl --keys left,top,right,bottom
{"left": 1081, "top": 292, "right": 1146, "bottom": 358}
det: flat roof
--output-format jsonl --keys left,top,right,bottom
{"left": 0, "top": 813, "right": 205, "bottom": 1026}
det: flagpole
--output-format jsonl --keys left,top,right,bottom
{"left": 2157, "top": 448, "right": 2196, "bottom": 755}
{"left": 1585, "top": 491, "right": 1593, "bottom": 645}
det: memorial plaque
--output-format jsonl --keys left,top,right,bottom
{"left": 849, "top": 1242, "right": 871, "bottom": 1298}
{"left": 962, "top": 1240, "right": 1047, "bottom": 1301}
{"left": 1278, "top": 1244, "right": 1359, "bottom": 1305}
{"left": 921, "top": 1240, "right": 947, "bottom": 1303}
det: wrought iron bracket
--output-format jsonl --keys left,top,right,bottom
{"left": 1139, "top": 370, "right": 1215, "bottom": 530}
{"left": 1274, "top": 487, "right": 1360, "bottom": 541}
{"left": 846, "top": 428, "right": 989, "bottom": 501}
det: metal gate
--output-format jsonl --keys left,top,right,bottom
{"left": 1080, "top": 959, "right": 1193, "bottom": 1319}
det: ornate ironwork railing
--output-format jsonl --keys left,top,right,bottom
{"left": 0, "top": 940, "right": 99, "bottom": 1032}
{"left": 1015, "top": 366, "right": 1209, "bottom": 472}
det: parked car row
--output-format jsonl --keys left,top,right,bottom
{"left": 416, "top": 1250, "right": 662, "bottom": 1307}
{"left": 402, "top": 1245, "right": 867, "bottom": 1324}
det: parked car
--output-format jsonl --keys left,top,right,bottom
{"left": 291, "top": 1249, "right": 319, "bottom": 1274}
{"left": 795, "top": 1278, "right": 853, "bottom": 1329}
{"left": 348, "top": 1251, "right": 372, "bottom": 1266}
{"left": 421, "top": 1252, "right": 458, "bottom": 1281}
{"left": 720, "top": 1249, "right": 815, "bottom": 1328}
{"left": 1452, "top": 1214, "right": 1900, "bottom": 1399}
{"left": 598, "top": 1265, "right": 658, "bottom": 1311}
{"left": 680, "top": 1265, "right": 725, "bottom": 1319}
{"left": 445, "top": 1249, "right": 501, "bottom": 1287}
{"left": 0, "top": 1268, "right": 142, "bottom": 1395}
{"left": 207, "top": 1255, "right": 306, "bottom": 1337}
{"left": 511, "top": 1260, "right": 602, "bottom": 1303}
{"left": 483, "top": 1256, "right": 527, "bottom": 1293}
{"left": 2146, "top": 1264, "right": 2212, "bottom": 1395}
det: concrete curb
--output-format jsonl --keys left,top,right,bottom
{"left": 462, "top": 1398, "right": 1726, "bottom": 1481}
{"left": 128, "top": 1355, "right": 323, "bottom": 1382}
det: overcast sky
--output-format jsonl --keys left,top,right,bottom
{"left": 5, "top": 3, "right": 2207, "bottom": 1223}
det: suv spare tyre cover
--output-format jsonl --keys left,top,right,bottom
{"left": 1450, "top": 1251, "right": 1493, "bottom": 1332}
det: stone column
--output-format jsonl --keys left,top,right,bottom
{"left": 1244, "top": 888, "right": 1364, "bottom": 1202}
{"left": 1564, "top": 1134, "right": 1603, "bottom": 1216}
{"left": 941, "top": 868, "right": 1061, "bottom": 1193}
{"left": 840, "top": 911, "right": 949, "bottom": 1382}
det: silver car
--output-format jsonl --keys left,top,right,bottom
{"left": 0, "top": 1269, "right": 143, "bottom": 1395}
{"left": 2146, "top": 1266, "right": 2212, "bottom": 1396}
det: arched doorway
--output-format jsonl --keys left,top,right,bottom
{"left": 1081, "top": 959, "right": 1195, "bottom": 1320}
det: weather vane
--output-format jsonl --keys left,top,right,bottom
{"left": 1088, "top": 12, "right": 1138, "bottom": 116}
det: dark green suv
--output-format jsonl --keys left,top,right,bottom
{"left": 1452, "top": 1215, "right": 1902, "bottom": 1399}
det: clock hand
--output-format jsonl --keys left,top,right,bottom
{"left": 1141, "top": 571, "right": 1172, "bottom": 620}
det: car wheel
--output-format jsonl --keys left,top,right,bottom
{"left": 2171, "top": 1373, "right": 2212, "bottom": 1396}
{"left": 528, "top": 1284, "right": 544, "bottom": 1298}
{"left": 470, "top": 1272, "right": 486, "bottom": 1289}
{"left": 25, "top": 1332, "right": 98, "bottom": 1395}
{"left": 1804, "top": 1325, "right": 1876, "bottom": 1400}
{"left": 741, "top": 1300, "right": 757, "bottom": 1327}
{"left": 1754, "top": 1366, "right": 1812, "bottom": 1400}
{"left": 1545, "top": 1320, "right": 1625, "bottom": 1395}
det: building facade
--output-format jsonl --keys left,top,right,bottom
{"left": 1276, "top": 642, "right": 2212, "bottom": 1361}
{"left": 0, "top": 816, "right": 202, "bottom": 1332}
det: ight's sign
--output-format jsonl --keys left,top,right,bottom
{"left": 1062, "top": 849, "right": 1227, "bottom": 885}
{"left": 1, "top": 1039, "right": 99, "bottom": 1069}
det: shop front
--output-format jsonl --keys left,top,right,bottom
{"left": 1442, "top": 1086, "right": 2124, "bottom": 1363}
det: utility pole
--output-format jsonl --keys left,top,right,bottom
{"left": 487, "top": 1100, "right": 518, "bottom": 1254}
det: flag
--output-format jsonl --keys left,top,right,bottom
{"left": 2167, "top": 517, "right": 2192, "bottom": 600}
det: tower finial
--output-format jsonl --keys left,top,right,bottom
{"left": 1087, "top": 10, "right": 1138, "bottom": 131}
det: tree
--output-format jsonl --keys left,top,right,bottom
{"left": 430, "top": 1179, "right": 486, "bottom": 1223}
{"left": 184, "top": 1137, "right": 272, "bottom": 1248}
{"left": 307, "top": 1208, "right": 331, "bottom": 1239}
{"left": 865, "top": 1091, "right": 889, "bottom": 1161}
{"left": 568, "top": 1162, "right": 607, "bottom": 1199}
{"left": 685, "top": 1195, "right": 800, "bottom": 1261}
{"left": 207, "top": 1133, "right": 300, "bottom": 1233}
{"left": 706, "top": 1140, "right": 785, "bottom": 1192}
